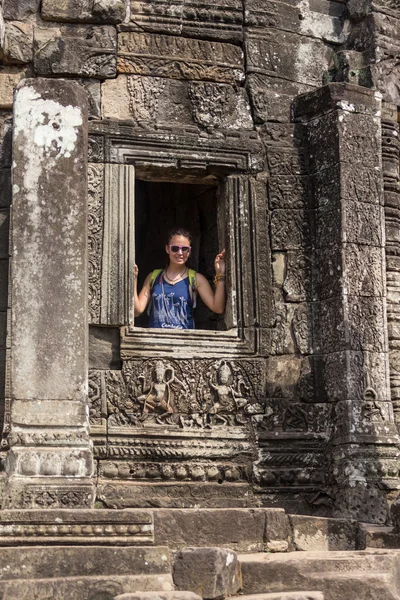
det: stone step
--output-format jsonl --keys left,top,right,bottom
{"left": 0, "top": 508, "right": 361, "bottom": 553}
{"left": 239, "top": 550, "right": 400, "bottom": 600}
{"left": 0, "top": 545, "right": 172, "bottom": 581}
{"left": 230, "top": 594, "right": 324, "bottom": 600}
{"left": 0, "top": 574, "right": 174, "bottom": 600}
{"left": 360, "top": 524, "right": 400, "bottom": 550}
{"left": 114, "top": 593, "right": 202, "bottom": 600}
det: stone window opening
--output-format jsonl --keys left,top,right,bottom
{"left": 134, "top": 178, "right": 227, "bottom": 331}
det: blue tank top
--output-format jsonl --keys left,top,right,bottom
{"left": 149, "top": 274, "right": 194, "bottom": 329}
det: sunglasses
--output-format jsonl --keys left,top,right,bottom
{"left": 169, "top": 245, "right": 191, "bottom": 254}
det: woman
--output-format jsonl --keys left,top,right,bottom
{"left": 134, "top": 227, "right": 226, "bottom": 329}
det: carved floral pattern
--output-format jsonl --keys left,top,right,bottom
{"left": 87, "top": 164, "right": 104, "bottom": 323}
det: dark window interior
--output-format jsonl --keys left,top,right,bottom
{"left": 134, "top": 179, "right": 226, "bottom": 330}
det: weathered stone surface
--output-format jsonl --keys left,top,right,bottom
{"left": 348, "top": 13, "right": 400, "bottom": 105}
{"left": 11, "top": 78, "right": 88, "bottom": 401}
{"left": 249, "top": 74, "right": 313, "bottom": 123}
{"left": 42, "top": 0, "right": 127, "bottom": 24}
{"left": 0, "top": 576, "right": 173, "bottom": 600}
{"left": 173, "top": 547, "right": 241, "bottom": 600}
{"left": 245, "top": 0, "right": 346, "bottom": 44}
{"left": 102, "top": 76, "right": 253, "bottom": 131}
{"left": 154, "top": 508, "right": 268, "bottom": 552}
{"left": 5, "top": 78, "right": 93, "bottom": 506}
{"left": 239, "top": 550, "right": 400, "bottom": 599}
{"left": 115, "top": 593, "right": 201, "bottom": 600}
{"left": 0, "top": 509, "right": 154, "bottom": 545}
{"left": 0, "top": 258, "right": 8, "bottom": 310}
{"left": 34, "top": 25, "right": 117, "bottom": 78}
{"left": 234, "top": 594, "right": 324, "bottom": 600}
{"left": 125, "top": 0, "right": 243, "bottom": 43}
{"left": 0, "top": 68, "right": 26, "bottom": 108}
{"left": 2, "top": 0, "right": 40, "bottom": 20}
{"left": 89, "top": 326, "right": 121, "bottom": 370}
{"left": 97, "top": 482, "right": 256, "bottom": 509}
{"left": 0, "top": 209, "right": 9, "bottom": 259}
{"left": 0, "top": 111, "right": 12, "bottom": 168}
{"left": 245, "top": 29, "right": 333, "bottom": 87}
{"left": 289, "top": 515, "right": 358, "bottom": 551}
{"left": 0, "top": 545, "right": 171, "bottom": 579}
{"left": 0, "top": 21, "right": 33, "bottom": 64}
{"left": 117, "top": 32, "right": 244, "bottom": 84}
{"left": 77, "top": 78, "right": 101, "bottom": 119}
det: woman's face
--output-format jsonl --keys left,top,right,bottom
{"left": 165, "top": 235, "right": 191, "bottom": 267}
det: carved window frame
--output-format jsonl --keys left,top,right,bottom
{"left": 88, "top": 123, "right": 268, "bottom": 359}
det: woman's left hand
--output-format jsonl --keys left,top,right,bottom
{"left": 214, "top": 249, "right": 226, "bottom": 275}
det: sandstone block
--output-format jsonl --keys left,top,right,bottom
{"left": 0, "top": 576, "right": 173, "bottom": 600}
{"left": 245, "top": 29, "right": 333, "bottom": 87}
{"left": 11, "top": 77, "right": 89, "bottom": 401}
{"left": 1, "top": 22, "right": 33, "bottom": 64}
{"left": 117, "top": 31, "right": 244, "bottom": 84}
{"left": 114, "top": 594, "right": 202, "bottom": 600}
{"left": 0, "top": 69, "right": 25, "bottom": 108}
{"left": 154, "top": 508, "right": 266, "bottom": 552}
{"left": 239, "top": 550, "right": 399, "bottom": 598}
{"left": 236, "top": 594, "right": 324, "bottom": 600}
{"left": 247, "top": 74, "right": 312, "bottom": 123}
{"left": 173, "top": 547, "right": 241, "bottom": 600}
{"left": 89, "top": 326, "right": 121, "bottom": 370}
{"left": 34, "top": 25, "right": 117, "bottom": 78}
{"left": 126, "top": 0, "right": 243, "bottom": 43}
{"left": 77, "top": 79, "right": 101, "bottom": 119}
{"left": 0, "top": 113, "right": 12, "bottom": 168}
{"left": 0, "top": 545, "right": 171, "bottom": 579}
{"left": 2, "top": 0, "right": 40, "bottom": 20}
{"left": 289, "top": 515, "right": 358, "bottom": 551}
{"left": 42, "top": 0, "right": 127, "bottom": 24}
{"left": 265, "top": 509, "right": 293, "bottom": 552}
{"left": 102, "top": 76, "right": 253, "bottom": 132}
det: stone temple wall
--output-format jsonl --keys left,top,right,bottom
{"left": 0, "top": 0, "right": 399, "bottom": 523}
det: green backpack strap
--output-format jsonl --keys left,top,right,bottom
{"left": 149, "top": 269, "right": 163, "bottom": 291}
{"left": 188, "top": 269, "right": 197, "bottom": 308}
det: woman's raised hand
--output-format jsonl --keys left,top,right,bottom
{"left": 134, "top": 264, "right": 139, "bottom": 279}
{"left": 214, "top": 249, "right": 226, "bottom": 275}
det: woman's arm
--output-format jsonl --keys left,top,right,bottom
{"left": 196, "top": 250, "right": 226, "bottom": 314}
{"left": 134, "top": 265, "right": 152, "bottom": 316}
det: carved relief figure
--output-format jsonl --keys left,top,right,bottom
{"left": 209, "top": 361, "right": 247, "bottom": 415}
{"left": 138, "top": 360, "right": 181, "bottom": 414}
{"left": 362, "top": 387, "right": 384, "bottom": 423}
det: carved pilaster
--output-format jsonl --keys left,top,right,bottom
{"left": 100, "top": 164, "right": 135, "bottom": 326}
{"left": 381, "top": 103, "right": 400, "bottom": 426}
{"left": 4, "top": 78, "right": 94, "bottom": 508}
{"left": 294, "top": 83, "right": 400, "bottom": 523}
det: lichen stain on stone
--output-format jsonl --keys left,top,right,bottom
{"left": 13, "top": 86, "right": 83, "bottom": 225}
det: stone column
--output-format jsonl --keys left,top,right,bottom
{"left": 293, "top": 83, "right": 400, "bottom": 524}
{"left": 3, "top": 78, "right": 94, "bottom": 509}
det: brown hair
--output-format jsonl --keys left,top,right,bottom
{"left": 166, "top": 227, "right": 192, "bottom": 245}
